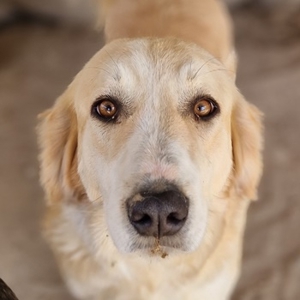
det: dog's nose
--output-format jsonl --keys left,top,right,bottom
{"left": 127, "top": 190, "right": 189, "bottom": 237}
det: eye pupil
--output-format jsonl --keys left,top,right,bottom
{"left": 198, "top": 105, "right": 207, "bottom": 111}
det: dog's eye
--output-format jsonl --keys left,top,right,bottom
{"left": 92, "top": 98, "right": 118, "bottom": 121}
{"left": 193, "top": 98, "right": 218, "bottom": 120}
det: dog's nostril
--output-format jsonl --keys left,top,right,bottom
{"left": 167, "top": 212, "right": 185, "bottom": 225}
{"left": 132, "top": 214, "right": 152, "bottom": 226}
{"left": 128, "top": 199, "right": 158, "bottom": 237}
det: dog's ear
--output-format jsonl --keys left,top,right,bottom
{"left": 38, "top": 86, "right": 84, "bottom": 203}
{"left": 223, "top": 50, "right": 237, "bottom": 80}
{"left": 231, "top": 93, "right": 263, "bottom": 200}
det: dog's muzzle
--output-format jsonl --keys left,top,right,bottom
{"left": 127, "top": 188, "right": 189, "bottom": 238}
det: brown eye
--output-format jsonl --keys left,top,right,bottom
{"left": 92, "top": 98, "right": 119, "bottom": 121}
{"left": 193, "top": 98, "right": 217, "bottom": 120}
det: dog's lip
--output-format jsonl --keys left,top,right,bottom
{"left": 134, "top": 243, "right": 186, "bottom": 259}
{"left": 130, "top": 236, "right": 185, "bottom": 254}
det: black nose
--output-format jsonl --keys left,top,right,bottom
{"left": 127, "top": 190, "right": 189, "bottom": 237}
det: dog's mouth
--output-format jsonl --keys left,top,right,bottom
{"left": 129, "top": 234, "right": 187, "bottom": 258}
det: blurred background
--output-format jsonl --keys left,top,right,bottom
{"left": 0, "top": 0, "right": 299, "bottom": 299}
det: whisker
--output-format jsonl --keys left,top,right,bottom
{"left": 211, "top": 193, "right": 224, "bottom": 200}
{"left": 104, "top": 49, "right": 121, "bottom": 81}
{"left": 84, "top": 66, "right": 114, "bottom": 77}
{"left": 201, "top": 68, "right": 234, "bottom": 76}
{"left": 104, "top": 49, "right": 119, "bottom": 70}
{"left": 89, "top": 195, "right": 103, "bottom": 203}
{"left": 190, "top": 57, "right": 219, "bottom": 80}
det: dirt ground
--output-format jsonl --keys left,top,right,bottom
{"left": 0, "top": 7, "right": 299, "bottom": 300}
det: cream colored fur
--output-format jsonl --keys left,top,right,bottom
{"left": 38, "top": 1, "right": 263, "bottom": 299}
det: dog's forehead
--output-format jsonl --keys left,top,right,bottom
{"left": 75, "top": 38, "right": 235, "bottom": 114}
{"left": 81, "top": 38, "right": 227, "bottom": 84}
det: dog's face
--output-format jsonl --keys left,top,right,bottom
{"left": 39, "top": 38, "right": 262, "bottom": 256}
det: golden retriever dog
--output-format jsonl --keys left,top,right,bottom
{"left": 38, "top": 0, "right": 263, "bottom": 299}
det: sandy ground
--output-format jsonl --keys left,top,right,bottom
{"left": 0, "top": 7, "right": 300, "bottom": 300}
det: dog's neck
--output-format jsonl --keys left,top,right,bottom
{"left": 44, "top": 193, "right": 248, "bottom": 300}
{"left": 102, "top": 0, "right": 233, "bottom": 63}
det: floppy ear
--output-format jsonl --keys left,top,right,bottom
{"left": 223, "top": 50, "right": 237, "bottom": 79}
{"left": 231, "top": 94, "right": 263, "bottom": 200}
{"left": 37, "top": 87, "right": 85, "bottom": 203}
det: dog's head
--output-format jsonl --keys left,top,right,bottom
{"left": 38, "top": 38, "right": 262, "bottom": 256}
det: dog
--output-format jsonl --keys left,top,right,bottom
{"left": 37, "top": 0, "right": 263, "bottom": 299}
